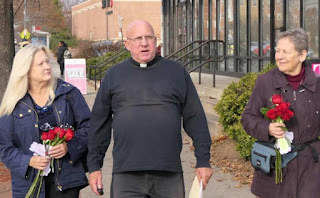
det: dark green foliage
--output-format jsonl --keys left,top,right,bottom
{"left": 50, "top": 32, "right": 77, "bottom": 53}
{"left": 214, "top": 63, "right": 276, "bottom": 159}
{"left": 86, "top": 51, "right": 130, "bottom": 79}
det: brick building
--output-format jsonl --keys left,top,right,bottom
{"left": 72, "top": 0, "right": 162, "bottom": 42}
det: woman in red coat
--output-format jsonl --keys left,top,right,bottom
{"left": 242, "top": 28, "right": 320, "bottom": 198}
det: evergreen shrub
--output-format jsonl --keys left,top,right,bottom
{"left": 50, "top": 32, "right": 77, "bottom": 54}
{"left": 86, "top": 50, "right": 130, "bottom": 79}
{"left": 214, "top": 63, "right": 276, "bottom": 159}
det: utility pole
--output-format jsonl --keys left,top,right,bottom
{"left": 119, "top": 15, "right": 123, "bottom": 43}
{"left": 106, "top": 11, "right": 109, "bottom": 40}
{"left": 23, "top": 0, "right": 27, "bottom": 30}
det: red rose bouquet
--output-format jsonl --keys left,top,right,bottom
{"left": 26, "top": 124, "right": 75, "bottom": 198}
{"left": 261, "top": 94, "right": 294, "bottom": 184}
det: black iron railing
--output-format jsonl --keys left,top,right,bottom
{"left": 88, "top": 48, "right": 129, "bottom": 90}
{"left": 166, "top": 40, "right": 226, "bottom": 87}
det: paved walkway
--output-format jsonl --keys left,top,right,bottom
{"left": 0, "top": 56, "right": 255, "bottom": 198}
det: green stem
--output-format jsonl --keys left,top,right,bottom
{"left": 51, "top": 136, "right": 66, "bottom": 147}
{"left": 25, "top": 170, "right": 42, "bottom": 198}
{"left": 51, "top": 138, "right": 59, "bottom": 147}
{"left": 51, "top": 158, "right": 55, "bottom": 173}
{"left": 57, "top": 137, "right": 66, "bottom": 145}
{"left": 275, "top": 148, "right": 282, "bottom": 184}
{"left": 36, "top": 174, "right": 44, "bottom": 198}
{"left": 275, "top": 117, "right": 288, "bottom": 131}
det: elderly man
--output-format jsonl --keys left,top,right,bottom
{"left": 87, "top": 20, "right": 213, "bottom": 197}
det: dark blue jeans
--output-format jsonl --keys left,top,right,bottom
{"left": 111, "top": 171, "right": 185, "bottom": 198}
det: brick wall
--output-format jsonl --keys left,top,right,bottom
{"left": 72, "top": 0, "right": 161, "bottom": 42}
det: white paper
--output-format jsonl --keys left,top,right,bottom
{"left": 29, "top": 142, "right": 51, "bottom": 176}
{"left": 275, "top": 131, "right": 294, "bottom": 154}
{"left": 189, "top": 176, "right": 203, "bottom": 198}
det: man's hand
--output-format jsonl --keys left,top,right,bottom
{"left": 49, "top": 143, "right": 68, "bottom": 159}
{"left": 89, "top": 170, "right": 103, "bottom": 196}
{"left": 196, "top": 167, "right": 213, "bottom": 190}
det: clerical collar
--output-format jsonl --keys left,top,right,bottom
{"left": 129, "top": 56, "right": 161, "bottom": 67}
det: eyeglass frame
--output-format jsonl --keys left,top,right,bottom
{"left": 127, "top": 35, "right": 156, "bottom": 44}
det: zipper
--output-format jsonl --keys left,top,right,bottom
{"left": 53, "top": 104, "right": 63, "bottom": 191}
{"left": 54, "top": 104, "right": 61, "bottom": 126}
{"left": 56, "top": 159, "right": 63, "bottom": 191}
{"left": 253, "top": 151, "right": 267, "bottom": 161}
{"left": 293, "top": 90, "right": 296, "bottom": 101}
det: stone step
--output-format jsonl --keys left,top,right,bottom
{"left": 182, "top": 119, "right": 222, "bottom": 144}
{"left": 199, "top": 95, "right": 219, "bottom": 116}
{"left": 208, "top": 119, "right": 223, "bottom": 138}
{"left": 190, "top": 72, "right": 239, "bottom": 101}
{"left": 182, "top": 111, "right": 222, "bottom": 144}
{"left": 195, "top": 84, "right": 224, "bottom": 100}
{"left": 205, "top": 111, "right": 223, "bottom": 138}
{"left": 205, "top": 111, "right": 219, "bottom": 123}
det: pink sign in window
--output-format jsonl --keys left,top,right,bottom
{"left": 312, "top": 63, "right": 320, "bottom": 75}
{"left": 64, "top": 59, "right": 87, "bottom": 94}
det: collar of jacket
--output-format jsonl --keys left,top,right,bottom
{"left": 18, "top": 79, "right": 74, "bottom": 110}
{"left": 273, "top": 63, "right": 317, "bottom": 93}
{"left": 55, "top": 79, "right": 74, "bottom": 98}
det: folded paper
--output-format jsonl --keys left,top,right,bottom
{"left": 189, "top": 176, "right": 203, "bottom": 198}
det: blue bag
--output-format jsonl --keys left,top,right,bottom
{"left": 251, "top": 141, "right": 297, "bottom": 174}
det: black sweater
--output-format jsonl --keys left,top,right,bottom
{"left": 87, "top": 57, "right": 211, "bottom": 173}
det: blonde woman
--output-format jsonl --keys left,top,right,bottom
{"left": 0, "top": 44, "right": 90, "bottom": 198}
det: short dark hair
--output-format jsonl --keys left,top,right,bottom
{"left": 59, "top": 41, "right": 68, "bottom": 47}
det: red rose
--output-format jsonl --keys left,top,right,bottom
{"left": 275, "top": 102, "right": 292, "bottom": 118}
{"left": 53, "top": 127, "right": 60, "bottom": 135}
{"left": 65, "top": 129, "right": 74, "bottom": 141}
{"left": 266, "top": 109, "right": 278, "bottom": 120}
{"left": 281, "top": 109, "right": 294, "bottom": 121}
{"left": 41, "top": 132, "right": 48, "bottom": 141}
{"left": 48, "top": 130, "right": 56, "bottom": 140}
{"left": 276, "top": 102, "right": 290, "bottom": 110}
{"left": 58, "top": 128, "right": 66, "bottom": 139}
{"left": 272, "top": 95, "right": 283, "bottom": 105}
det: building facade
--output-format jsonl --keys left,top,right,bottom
{"left": 162, "top": 0, "right": 320, "bottom": 75}
{"left": 72, "top": 0, "right": 162, "bottom": 42}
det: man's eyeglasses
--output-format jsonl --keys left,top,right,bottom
{"left": 127, "top": 35, "right": 155, "bottom": 44}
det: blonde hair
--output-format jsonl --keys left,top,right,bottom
{"left": 0, "top": 44, "right": 57, "bottom": 116}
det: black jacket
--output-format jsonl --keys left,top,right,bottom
{"left": 57, "top": 46, "right": 68, "bottom": 65}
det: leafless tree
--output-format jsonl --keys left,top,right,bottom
{"left": 59, "top": 0, "right": 86, "bottom": 30}
{"left": 60, "top": 0, "right": 86, "bottom": 11}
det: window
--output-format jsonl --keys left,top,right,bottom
{"left": 240, "top": 0, "right": 244, "bottom": 6}
{"left": 252, "top": 0, "right": 257, "bottom": 7}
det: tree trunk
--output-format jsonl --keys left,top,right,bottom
{"left": 0, "top": 0, "right": 14, "bottom": 101}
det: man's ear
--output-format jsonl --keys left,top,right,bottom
{"left": 300, "top": 50, "right": 308, "bottom": 62}
{"left": 124, "top": 40, "right": 130, "bottom": 51}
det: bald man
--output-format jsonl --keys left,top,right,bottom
{"left": 87, "top": 20, "right": 213, "bottom": 198}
